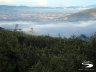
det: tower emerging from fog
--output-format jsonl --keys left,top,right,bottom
{"left": 14, "top": 24, "right": 21, "bottom": 31}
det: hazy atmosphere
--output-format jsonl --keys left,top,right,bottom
{"left": 1, "top": 0, "right": 96, "bottom": 72}
{"left": 0, "top": 0, "right": 96, "bottom": 37}
{"left": 0, "top": 0, "right": 96, "bottom": 7}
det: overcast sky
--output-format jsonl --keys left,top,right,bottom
{"left": 0, "top": 0, "right": 96, "bottom": 7}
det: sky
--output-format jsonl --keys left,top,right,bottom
{"left": 0, "top": 0, "right": 96, "bottom": 7}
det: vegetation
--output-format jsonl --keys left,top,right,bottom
{"left": 0, "top": 29, "right": 96, "bottom": 72}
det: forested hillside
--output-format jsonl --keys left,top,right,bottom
{"left": 0, "top": 29, "right": 96, "bottom": 72}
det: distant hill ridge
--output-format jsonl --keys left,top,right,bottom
{"left": 0, "top": 27, "right": 4, "bottom": 30}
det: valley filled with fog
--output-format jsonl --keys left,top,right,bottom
{"left": 0, "top": 6, "right": 96, "bottom": 37}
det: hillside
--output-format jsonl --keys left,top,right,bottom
{"left": 67, "top": 8, "right": 96, "bottom": 22}
{"left": 0, "top": 30, "right": 96, "bottom": 72}
{"left": 0, "top": 5, "right": 82, "bottom": 23}
{"left": 0, "top": 5, "right": 96, "bottom": 23}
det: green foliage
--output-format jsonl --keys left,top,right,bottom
{"left": 0, "top": 30, "right": 96, "bottom": 72}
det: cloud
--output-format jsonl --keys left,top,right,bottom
{"left": 0, "top": 0, "right": 48, "bottom": 6}
{"left": 74, "top": 21, "right": 96, "bottom": 27}
{"left": 0, "top": 20, "right": 96, "bottom": 36}
{"left": 33, "top": 21, "right": 96, "bottom": 28}
{"left": 0, "top": 0, "right": 17, "bottom": 4}
{"left": 28, "top": 0, "right": 48, "bottom": 6}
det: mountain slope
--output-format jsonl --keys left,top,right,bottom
{"left": 0, "top": 5, "right": 83, "bottom": 23}
{"left": 66, "top": 8, "right": 96, "bottom": 22}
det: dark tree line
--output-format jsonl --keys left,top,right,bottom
{"left": 0, "top": 29, "right": 96, "bottom": 72}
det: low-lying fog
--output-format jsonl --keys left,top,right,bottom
{"left": 0, "top": 20, "right": 96, "bottom": 37}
